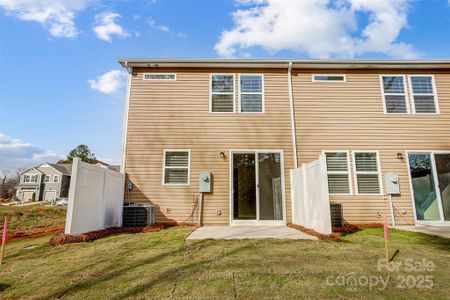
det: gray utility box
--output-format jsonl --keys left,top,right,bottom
{"left": 199, "top": 171, "right": 212, "bottom": 193}
{"left": 385, "top": 173, "right": 400, "bottom": 195}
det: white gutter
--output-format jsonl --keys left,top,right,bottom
{"left": 288, "top": 61, "right": 298, "bottom": 169}
{"left": 120, "top": 63, "right": 132, "bottom": 173}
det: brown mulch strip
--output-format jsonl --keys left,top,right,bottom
{"left": 332, "top": 223, "right": 384, "bottom": 235}
{"left": 288, "top": 222, "right": 385, "bottom": 241}
{"left": 7, "top": 225, "right": 65, "bottom": 241}
{"left": 287, "top": 223, "right": 342, "bottom": 241}
{"left": 49, "top": 224, "right": 167, "bottom": 247}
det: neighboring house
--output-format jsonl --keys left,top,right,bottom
{"left": 16, "top": 163, "right": 72, "bottom": 202}
{"left": 119, "top": 59, "right": 450, "bottom": 227}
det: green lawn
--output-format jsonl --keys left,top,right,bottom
{"left": 0, "top": 227, "right": 448, "bottom": 299}
{"left": 0, "top": 204, "right": 67, "bottom": 232}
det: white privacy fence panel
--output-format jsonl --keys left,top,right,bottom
{"left": 291, "top": 155, "right": 332, "bottom": 234}
{"left": 65, "top": 158, "right": 124, "bottom": 235}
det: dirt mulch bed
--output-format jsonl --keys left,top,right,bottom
{"left": 333, "top": 223, "right": 384, "bottom": 235}
{"left": 7, "top": 225, "right": 65, "bottom": 241}
{"left": 288, "top": 222, "right": 385, "bottom": 241}
{"left": 287, "top": 223, "right": 342, "bottom": 241}
{"left": 50, "top": 224, "right": 167, "bottom": 247}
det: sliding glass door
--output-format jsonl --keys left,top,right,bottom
{"left": 232, "top": 151, "right": 284, "bottom": 224}
{"left": 435, "top": 154, "right": 450, "bottom": 221}
{"left": 408, "top": 152, "right": 450, "bottom": 223}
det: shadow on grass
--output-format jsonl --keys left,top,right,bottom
{"left": 45, "top": 238, "right": 252, "bottom": 299}
{"left": 0, "top": 283, "right": 11, "bottom": 292}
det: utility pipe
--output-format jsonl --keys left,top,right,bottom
{"left": 288, "top": 62, "right": 298, "bottom": 169}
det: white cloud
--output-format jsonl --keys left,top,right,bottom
{"left": 88, "top": 69, "right": 127, "bottom": 94}
{"left": 146, "top": 17, "right": 185, "bottom": 37}
{"left": 147, "top": 17, "right": 170, "bottom": 32}
{"left": 0, "top": 133, "right": 64, "bottom": 171}
{"left": 93, "top": 12, "right": 130, "bottom": 42}
{"left": 0, "top": 0, "right": 91, "bottom": 38}
{"left": 215, "top": 0, "right": 418, "bottom": 59}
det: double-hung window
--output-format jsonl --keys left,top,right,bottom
{"left": 239, "top": 75, "right": 263, "bottom": 112}
{"left": 409, "top": 76, "right": 438, "bottom": 113}
{"left": 324, "top": 151, "right": 351, "bottom": 194}
{"left": 44, "top": 175, "right": 50, "bottom": 183}
{"left": 353, "top": 151, "right": 382, "bottom": 194}
{"left": 53, "top": 175, "right": 59, "bottom": 183}
{"left": 163, "top": 150, "right": 190, "bottom": 185}
{"left": 24, "top": 175, "right": 30, "bottom": 183}
{"left": 381, "top": 76, "right": 408, "bottom": 114}
{"left": 210, "top": 74, "right": 234, "bottom": 113}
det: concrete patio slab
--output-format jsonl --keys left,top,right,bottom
{"left": 394, "top": 225, "right": 450, "bottom": 239}
{"left": 186, "top": 226, "right": 318, "bottom": 240}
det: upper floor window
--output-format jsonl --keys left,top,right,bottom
{"left": 44, "top": 175, "right": 50, "bottom": 183}
{"left": 163, "top": 150, "right": 190, "bottom": 185}
{"left": 381, "top": 76, "right": 408, "bottom": 114}
{"left": 239, "top": 75, "right": 264, "bottom": 113}
{"left": 143, "top": 73, "right": 176, "bottom": 81}
{"left": 53, "top": 175, "right": 60, "bottom": 183}
{"left": 24, "top": 174, "right": 38, "bottom": 183}
{"left": 313, "top": 75, "right": 346, "bottom": 82}
{"left": 409, "top": 76, "right": 438, "bottom": 114}
{"left": 381, "top": 75, "right": 439, "bottom": 114}
{"left": 210, "top": 74, "right": 235, "bottom": 113}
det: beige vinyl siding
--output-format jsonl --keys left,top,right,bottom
{"left": 125, "top": 68, "right": 294, "bottom": 225}
{"left": 292, "top": 69, "right": 450, "bottom": 225}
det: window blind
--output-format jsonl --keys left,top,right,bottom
{"left": 325, "top": 152, "right": 350, "bottom": 194}
{"left": 164, "top": 151, "right": 190, "bottom": 184}
{"left": 354, "top": 152, "right": 381, "bottom": 194}
{"left": 240, "top": 75, "right": 263, "bottom": 112}
{"left": 382, "top": 76, "right": 407, "bottom": 113}
{"left": 410, "top": 76, "right": 437, "bottom": 113}
{"left": 211, "top": 75, "right": 234, "bottom": 112}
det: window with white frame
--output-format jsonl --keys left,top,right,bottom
{"left": 211, "top": 74, "right": 234, "bottom": 113}
{"left": 53, "top": 175, "right": 59, "bottom": 183}
{"left": 240, "top": 75, "right": 263, "bottom": 112}
{"left": 313, "top": 75, "right": 346, "bottom": 82}
{"left": 353, "top": 151, "right": 381, "bottom": 194}
{"left": 143, "top": 73, "right": 176, "bottom": 81}
{"left": 44, "top": 175, "right": 50, "bottom": 183}
{"left": 381, "top": 76, "right": 408, "bottom": 114}
{"left": 163, "top": 150, "right": 190, "bottom": 185}
{"left": 25, "top": 174, "right": 38, "bottom": 183}
{"left": 409, "top": 76, "right": 438, "bottom": 113}
{"left": 324, "top": 152, "right": 351, "bottom": 194}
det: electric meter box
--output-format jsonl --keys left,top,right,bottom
{"left": 385, "top": 173, "right": 400, "bottom": 195}
{"left": 199, "top": 171, "right": 212, "bottom": 193}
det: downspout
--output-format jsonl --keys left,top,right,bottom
{"left": 288, "top": 62, "right": 298, "bottom": 169}
{"left": 121, "top": 62, "right": 132, "bottom": 174}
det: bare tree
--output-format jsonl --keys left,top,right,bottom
{"left": 0, "top": 169, "right": 23, "bottom": 200}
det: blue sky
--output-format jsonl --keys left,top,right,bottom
{"left": 0, "top": 0, "right": 449, "bottom": 171}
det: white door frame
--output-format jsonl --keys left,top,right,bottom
{"left": 229, "top": 149, "right": 286, "bottom": 226}
{"left": 405, "top": 150, "right": 450, "bottom": 225}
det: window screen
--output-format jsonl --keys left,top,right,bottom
{"left": 211, "top": 75, "right": 234, "bottom": 112}
{"left": 313, "top": 75, "right": 345, "bottom": 82}
{"left": 382, "top": 76, "right": 407, "bottom": 113}
{"left": 240, "top": 75, "right": 263, "bottom": 112}
{"left": 163, "top": 151, "right": 190, "bottom": 184}
{"left": 410, "top": 76, "right": 437, "bottom": 113}
{"left": 325, "top": 152, "right": 351, "bottom": 194}
{"left": 354, "top": 152, "right": 381, "bottom": 194}
{"left": 143, "top": 73, "right": 176, "bottom": 80}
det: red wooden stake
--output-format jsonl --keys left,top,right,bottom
{"left": 0, "top": 215, "right": 8, "bottom": 265}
